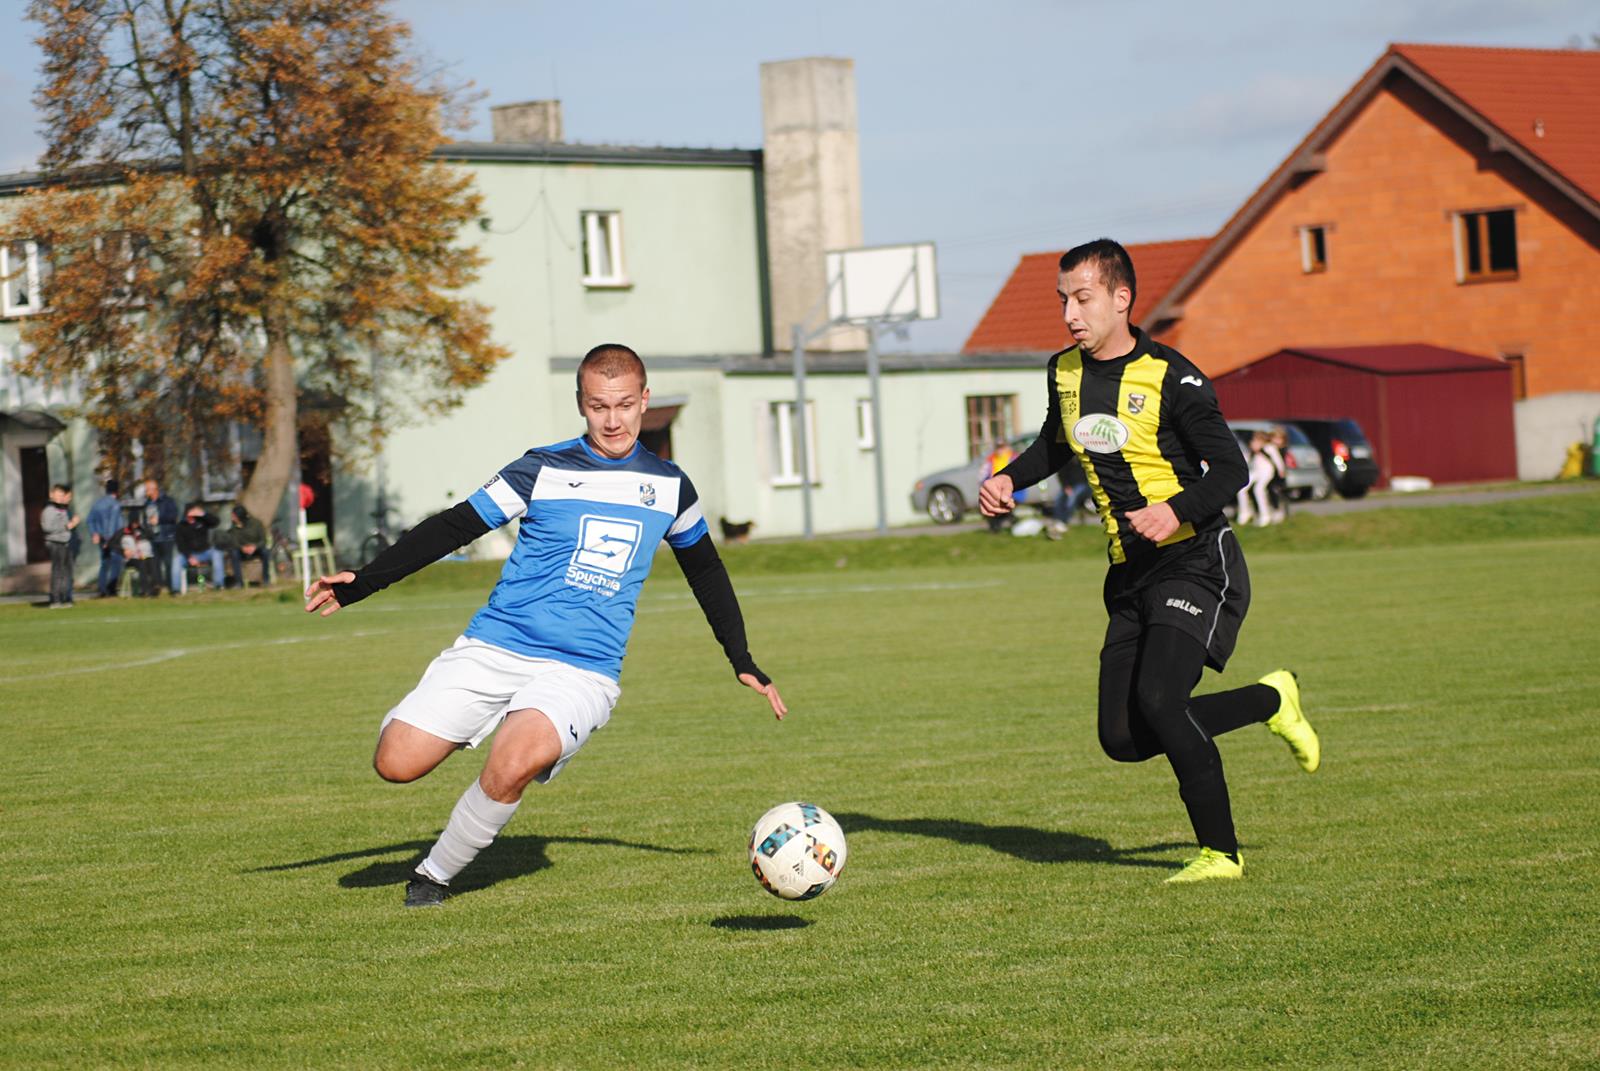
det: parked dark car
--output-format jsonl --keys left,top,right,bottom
{"left": 1286, "top": 418, "right": 1380, "bottom": 498}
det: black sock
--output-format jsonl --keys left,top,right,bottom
{"left": 1190, "top": 683, "right": 1279, "bottom": 737}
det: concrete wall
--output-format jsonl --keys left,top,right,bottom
{"left": 1515, "top": 391, "right": 1600, "bottom": 480}
{"left": 1165, "top": 77, "right": 1600, "bottom": 397}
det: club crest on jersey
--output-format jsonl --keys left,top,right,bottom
{"left": 1127, "top": 394, "right": 1146, "bottom": 415}
{"left": 1071, "top": 414, "right": 1131, "bottom": 454}
{"left": 639, "top": 481, "right": 656, "bottom": 507}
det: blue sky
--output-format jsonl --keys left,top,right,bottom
{"left": 2, "top": 0, "right": 1595, "bottom": 351}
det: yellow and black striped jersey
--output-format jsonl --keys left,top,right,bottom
{"left": 1001, "top": 329, "right": 1247, "bottom": 565}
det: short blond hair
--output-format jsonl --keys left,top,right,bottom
{"left": 576, "top": 343, "right": 646, "bottom": 393}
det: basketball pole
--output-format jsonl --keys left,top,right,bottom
{"left": 790, "top": 321, "right": 813, "bottom": 539}
{"left": 790, "top": 277, "right": 849, "bottom": 539}
{"left": 862, "top": 262, "right": 921, "bottom": 535}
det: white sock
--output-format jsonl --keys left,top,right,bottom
{"left": 419, "top": 779, "right": 520, "bottom": 884}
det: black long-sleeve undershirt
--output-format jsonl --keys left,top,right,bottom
{"left": 672, "top": 534, "right": 769, "bottom": 685}
{"left": 331, "top": 499, "right": 490, "bottom": 607}
{"left": 329, "top": 504, "right": 767, "bottom": 683}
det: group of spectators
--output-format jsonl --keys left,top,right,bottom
{"left": 44, "top": 477, "right": 277, "bottom": 605}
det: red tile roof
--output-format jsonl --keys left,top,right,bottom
{"left": 961, "top": 237, "right": 1209, "bottom": 354}
{"left": 1225, "top": 344, "right": 1510, "bottom": 377}
{"left": 1394, "top": 43, "right": 1600, "bottom": 207}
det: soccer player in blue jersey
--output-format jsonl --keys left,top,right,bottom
{"left": 305, "top": 343, "right": 785, "bottom": 907}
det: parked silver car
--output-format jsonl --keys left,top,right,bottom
{"left": 910, "top": 435, "right": 1061, "bottom": 524}
{"left": 1227, "top": 420, "right": 1332, "bottom": 501}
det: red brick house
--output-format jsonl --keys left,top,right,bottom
{"left": 965, "top": 43, "right": 1600, "bottom": 403}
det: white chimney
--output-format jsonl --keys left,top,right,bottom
{"left": 490, "top": 100, "right": 563, "bottom": 144}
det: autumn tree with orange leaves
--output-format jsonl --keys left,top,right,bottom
{"left": 10, "top": 0, "right": 508, "bottom": 521}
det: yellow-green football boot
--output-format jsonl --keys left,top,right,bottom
{"left": 1262, "top": 669, "right": 1320, "bottom": 773}
{"left": 1164, "top": 847, "right": 1244, "bottom": 884}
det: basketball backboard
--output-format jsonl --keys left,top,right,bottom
{"left": 825, "top": 242, "right": 939, "bottom": 325}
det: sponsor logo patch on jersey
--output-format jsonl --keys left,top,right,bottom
{"left": 1180, "top": 375, "right": 1204, "bottom": 387}
{"left": 1072, "top": 414, "right": 1131, "bottom": 454}
{"left": 565, "top": 514, "right": 643, "bottom": 595}
{"left": 1165, "top": 597, "right": 1204, "bottom": 616}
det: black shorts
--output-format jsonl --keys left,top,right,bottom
{"left": 1101, "top": 527, "right": 1250, "bottom": 671}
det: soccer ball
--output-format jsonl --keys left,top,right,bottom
{"left": 748, "top": 801, "right": 847, "bottom": 901}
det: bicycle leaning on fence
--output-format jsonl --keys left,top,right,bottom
{"left": 360, "top": 503, "right": 405, "bottom": 562}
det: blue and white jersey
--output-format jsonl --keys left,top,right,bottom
{"left": 463, "top": 436, "right": 709, "bottom": 680}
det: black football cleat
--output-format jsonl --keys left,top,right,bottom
{"left": 404, "top": 872, "right": 449, "bottom": 909}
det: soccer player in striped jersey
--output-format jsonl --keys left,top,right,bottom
{"left": 305, "top": 343, "right": 785, "bottom": 907}
{"left": 978, "top": 239, "right": 1320, "bottom": 884}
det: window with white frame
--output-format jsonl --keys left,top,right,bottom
{"left": 855, "top": 398, "right": 875, "bottom": 450}
{"left": 1, "top": 240, "right": 48, "bottom": 317}
{"left": 770, "top": 400, "right": 819, "bottom": 486}
{"left": 580, "top": 210, "right": 627, "bottom": 286}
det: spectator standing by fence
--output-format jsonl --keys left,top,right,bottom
{"left": 141, "top": 479, "right": 180, "bottom": 593}
{"left": 87, "top": 479, "right": 125, "bottom": 597}
{"left": 41, "top": 483, "right": 79, "bottom": 608}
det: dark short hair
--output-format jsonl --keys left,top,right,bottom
{"left": 105, "top": 478, "right": 119, "bottom": 494}
{"left": 576, "top": 343, "right": 647, "bottom": 393}
{"left": 51, "top": 482, "right": 71, "bottom": 495}
{"left": 1060, "top": 238, "right": 1137, "bottom": 313}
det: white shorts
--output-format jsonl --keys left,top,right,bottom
{"left": 382, "top": 636, "right": 621, "bottom": 783}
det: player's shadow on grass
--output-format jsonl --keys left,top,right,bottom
{"left": 832, "top": 812, "right": 1187, "bottom": 871}
{"left": 250, "top": 833, "right": 707, "bottom": 897}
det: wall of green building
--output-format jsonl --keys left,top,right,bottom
{"left": 331, "top": 159, "right": 767, "bottom": 560}
{"left": 679, "top": 365, "right": 1048, "bottom": 538}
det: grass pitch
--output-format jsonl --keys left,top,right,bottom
{"left": 3, "top": 490, "right": 1598, "bottom": 1069}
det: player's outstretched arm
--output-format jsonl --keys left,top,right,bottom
{"left": 304, "top": 501, "right": 492, "bottom": 617}
{"left": 673, "top": 533, "right": 784, "bottom": 721}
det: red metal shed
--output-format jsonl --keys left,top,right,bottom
{"left": 1211, "top": 344, "right": 1517, "bottom": 487}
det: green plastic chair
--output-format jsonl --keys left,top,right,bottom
{"left": 295, "top": 522, "right": 337, "bottom": 579}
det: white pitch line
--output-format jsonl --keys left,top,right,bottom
{"left": 5, "top": 578, "right": 1005, "bottom": 678}
{"left": 0, "top": 629, "right": 395, "bottom": 684}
